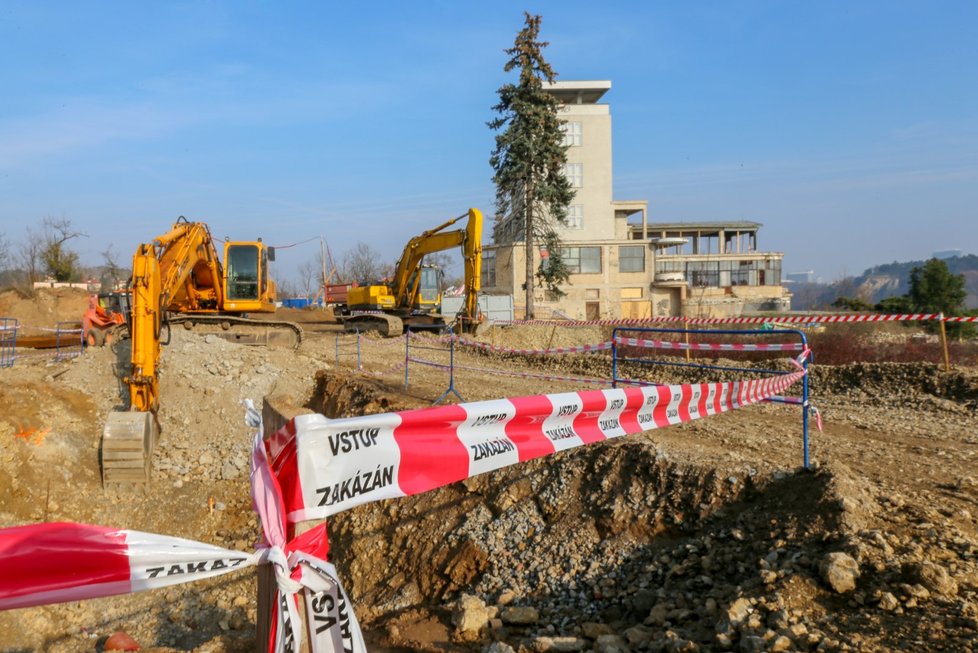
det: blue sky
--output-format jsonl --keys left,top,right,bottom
{"left": 1, "top": 1, "right": 976, "bottom": 286}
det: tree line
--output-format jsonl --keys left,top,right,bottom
{"left": 0, "top": 217, "right": 128, "bottom": 293}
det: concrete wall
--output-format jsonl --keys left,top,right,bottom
{"left": 558, "top": 103, "right": 614, "bottom": 244}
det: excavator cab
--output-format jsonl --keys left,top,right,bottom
{"left": 222, "top": 241, "right": 276, "bottom": 312}
{"left": 412, "top": 265, "right": 442, "bottom": 313}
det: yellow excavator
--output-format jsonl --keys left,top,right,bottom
{"left": 101, "top": 217, "right": 301, "bottom": 484}
{"left": 341, "top": 208, "right": 483, "bottom": 336}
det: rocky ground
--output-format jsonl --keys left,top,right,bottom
{"left": 0, "top": 290, "right": 977, "bottom": 652}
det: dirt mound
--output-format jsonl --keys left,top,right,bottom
{"left": 308, "top": 369, "right": 978, "bottom": 653}
{"left": 0, "top": 286, "right": 90, "bottom": 329}
{"left": 1, "top": 325, "right": 977, "bottom": 652}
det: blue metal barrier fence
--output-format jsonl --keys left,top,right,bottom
{"left": 335, "top": 332, "right": 362, "bottom": 370}
{"left": 0, "top": 318, "right": 17, "bottom": 368}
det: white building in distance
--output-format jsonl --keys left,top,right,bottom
{"left": 482, "top": 80, "right": 791, "bottom": 320}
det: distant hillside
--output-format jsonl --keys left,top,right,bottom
{"left": 790, "top": 254, "right": 978, "bottom": 311}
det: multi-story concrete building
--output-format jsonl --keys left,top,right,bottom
{"left": 482, "top": 80, "right": 791, "bottom": 319}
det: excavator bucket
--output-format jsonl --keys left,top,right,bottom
{"left": 101, "top": 411, "right": 159, "bottom": 485}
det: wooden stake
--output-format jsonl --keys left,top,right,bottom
{"left": 257, "top": 396, "right": 316, "bottom": 653}
{"left": 939, "top": 314, "right": 951, "bottom": 372}
{"left": 684, "top": 317, "right": 691, "bottom": 362}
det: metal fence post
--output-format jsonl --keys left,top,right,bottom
{"left": 404, "top": 329, "right": 410, "bottom": 390}
{"left": 938, "top": 313, "right": 950, "bottom": 372}
{"left": 611, "top": 327, "right": 619, "bottom": 388}
{"left": 433, "top": 335, "right": 464, "bottom": 404}
{"left": 0, "top": 318, "right": 17, "bottom": 368}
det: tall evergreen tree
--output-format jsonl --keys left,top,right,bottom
{"left": 489, "top": 12, "right": 574, "bottom": 319}
{"left": 909, "top": 257, "right": 967, "bottom": 315}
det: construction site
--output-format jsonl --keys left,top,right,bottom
{"left": 1, "top": 285, "right": 977, "bottom": 652}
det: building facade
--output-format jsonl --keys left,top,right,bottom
{"left": 482, "top": 80, "right": 791, "bottom": 320}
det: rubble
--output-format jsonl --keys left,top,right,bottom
{"left": 0, "top": 293, "right": 977, "bottom": 651}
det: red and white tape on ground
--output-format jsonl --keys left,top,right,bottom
{"left": 494, "top": 313, "right": 975, "bottom": 327}
{"left": 263, "top": 366, "right": 807, "bottom": 524}
{"left": 614, "top": 336, "right": 804, "bottom": 352}
{"left": 0, "top": 402, "right": 368, "bottom": 653}
{"left": 0, "top": 523, "right": 257, "bottom": 611}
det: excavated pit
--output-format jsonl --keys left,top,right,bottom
{"left": 2, "top": 300, "right": 977, "bottom": 652}
{"left": 305, "top": 372, "right": 857, "bottom": 652}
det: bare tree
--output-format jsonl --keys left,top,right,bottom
{"left": 18, "top": 226, "right": 44, "bottom": 292}
{"left": 100, "top": 245, "right": 128, "bottom": 291}
{"left": 296, "top": 259, "right": 321, "bottom": 298}
{"left": 40, "top": 217, "right": 87, "bottom": 282}
{"left": 424, "top": 251, "right": 460, "bottom": 291}
{"left": 341, "top": 242, "right": 387, "bottom": 285}
{"left": 0, "top": 232, "right": 9, "bottom": 272}
{"left": 276, "top": 277, "right": 300, "bottom": 299}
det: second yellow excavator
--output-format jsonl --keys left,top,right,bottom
{"left": 101, "top": 217, "right": 301, "bottom": 484}
{"left": 340, "top": 208, "right": 484, "bottom": 336}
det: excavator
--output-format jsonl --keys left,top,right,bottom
{"left": 340, "top": 208, "right": 484, "bottom": 337}
{"left": 100, "top": 217, "right": 301, "bottom": 484}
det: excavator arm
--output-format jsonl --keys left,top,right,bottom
{"left": 390, "top": 208, "right": 483, "bottom": 317}
{"left": 126, "top": 219, "right": 222, "bottom": 414}
{"left": 102, "top": 217, "right": 297, "bottom": 484}
{"left": 345, "top": 208, "right": 483, "bottom": 336}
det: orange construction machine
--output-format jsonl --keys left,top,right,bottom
{"left": 101, "top": 217, "right": 301, "bottom": 484}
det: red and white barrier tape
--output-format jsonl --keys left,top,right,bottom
{"left": 263, "top": 366, "right": 807, "bottom": 524}
{"left": 613, "top": 336, "right": 804, "bottom": 352}
{"left": 1, "top": 363, "right": 810, "bottom": 650}
{"left": 494, "top": 313, "right": 975, "bottom": 327}
{"left": 0, "top": 523, "right": 260, "bottom": 611}
{"left": 0, "top": 403, "right": 368, "bottom": 653}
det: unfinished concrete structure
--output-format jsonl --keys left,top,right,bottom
{"left": 482, "top": 80, "right": 791, "bottom": 319}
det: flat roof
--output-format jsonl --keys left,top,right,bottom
{"left": 632, "top": 221, "right": 762, "bottom": 231}
{"left": 543, "top": 80, "right": 611, "bottom": 104}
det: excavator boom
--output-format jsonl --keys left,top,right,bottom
{"left": 101, "top": 217, "right": 300, "bottom": 485}
{"left": 345, "top": 208, "right": 483, "bottom": 335}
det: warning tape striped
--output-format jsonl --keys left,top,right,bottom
{"left": 265, "top": 366, "right": 807, "bottom": 524}
{"left": 494, "top": 313, "right": 976, "bottom": 327}
{"left": 614, "top": 336, "right": 804, "bottom": 352}
{"left": 0, "top": 362, "right": 808, "bottom": 651}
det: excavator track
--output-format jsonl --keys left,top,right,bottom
{"left": 168, "top": 314, "right": 303, "bottom": 348}
{"left": 342, "top": 313, "right": 404, "bottom": 337}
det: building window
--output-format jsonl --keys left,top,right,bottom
{"left": 481, "top": 249, "right": 496, "bottom": 287}
{"left": 730, "top": 261, "right": 751, "bottom": 286}
{"left": 565, "top": 205, "right": 583, "bottom": 230}
{"left": 561, "top": 246, "right": 601, "bottom": 274}
{"left": 563, "top": 163, "right": 583, "bottom": 188}
{"left": 764, "top": 259, "right": 782, "bottom": 286}
{"left": 562, "top": 121, "right": 582, "bottom": 147}
{"left": 618, "top": 245, "right": 645, "bottom": 273}
{"left": 687, "top": 261, "right": 720, "bottom": 287}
